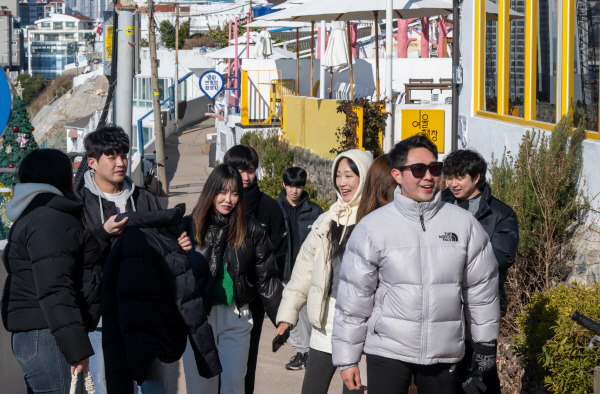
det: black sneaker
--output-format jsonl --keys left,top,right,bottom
{"left": 285, "top": 352, "right": 305, "bottom": 370}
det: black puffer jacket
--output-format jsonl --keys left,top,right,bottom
{"left": 102, "top": 206, "right": 221, "bottom": 392}
{"left": 244, "top": 181, "right": 287, "bottom": 278}
{"left": 181, "top": 213, "right": 283, "bottom": 324}
{"left": 442, "top": 183, "right": 519, "bottom": 315}
{"left": 277, "top": 190, "right": 323, "bottom": 281}
{"left": 2, "top": 186, "right": 102, "bottom": 364}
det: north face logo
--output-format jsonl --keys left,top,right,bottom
{"left": 439, "top": 232, "right": 459, "bottom": 242}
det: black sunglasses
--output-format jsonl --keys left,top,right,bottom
{"left": 398, "top": 162, "right": 444, "bottom": 178}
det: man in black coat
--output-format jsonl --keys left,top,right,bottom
{"left": 276, "top": 167, "right": 322, "bottom": 371}
{"left": 223, "top": 145, "right": 286, "bottom": 394}
{"left": 442, "top": 149, "right": 519, "bottom": 394}
{"left": 77, "top": 125, "right": 191, "bottom": 393}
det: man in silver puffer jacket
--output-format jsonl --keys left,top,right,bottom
{"left": 332, "top": 135, "right": 500, "bottom": 394}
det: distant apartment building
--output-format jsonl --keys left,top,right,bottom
{"left": 65, "top": 0, "right": 105, "bottom": 21}
{"left": 28, "top": 12, "right": 94, "bottom": 78}
{"left": 0, "top": 6, "right": 22, "bottom": 71}
{"left": 19, "top": 0, "right": 65, "bottom": 26}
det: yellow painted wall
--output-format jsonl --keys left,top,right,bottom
{"left": 282, "top": 96, "right": 345, "bottom": 159}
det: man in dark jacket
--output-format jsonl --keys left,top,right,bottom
{"left": 442, "top": 149, "right": 519, "bottom": 394}
{"left": 78, "top": 125, "right": 191, "bottom": 394}
{"left": 277, "top": 166, "right": 322, "bottom": 370}
{"left": 223, "top": 145, "right": 286, "bottom": 394}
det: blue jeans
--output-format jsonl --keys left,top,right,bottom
{"left": 11, "top": 329, "right": 71, "bottom": 394}
{"left": 90, "top": 328, "right": 166, "bottom": 394}
{"left": 89, "top": 328, "right": 107, "bottom": 394}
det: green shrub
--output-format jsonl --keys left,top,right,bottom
{"left": 330, "top": 98, "right": 386, "bottom": 158}
{"left": 515, "top": 283, "right": 600, "bottom": 394}
{"left": 240, "top": 130, "right": 294, "bottom": 178}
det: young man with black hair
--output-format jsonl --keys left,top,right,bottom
{"left": 442, "top": 149, "right": 519, "bottom": 394}
{"left": 332, "top": 135, "right": 500, "bottom": 394}
{"left": 78, "top": 124, "right": 191, "bottom": 394}
{"left": 223, "top": 145, "right": 286, "bottom": 394}
{"left": 277, "top": 167, "right": 323, "bottom": 370}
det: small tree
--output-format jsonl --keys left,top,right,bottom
{"left": 159, "top": 20, "right": 176, "bottom": 49}
{"left": 489, "top": 115, "right": 587, "bottom": 335}
{"left": 0, "top": 97, "right": 40, "bottom": 237}
{"left": 330, "top": 98, "right": 386, "bottom": 158}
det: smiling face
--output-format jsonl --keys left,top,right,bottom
{"left": 335, "top": 158, "right": 360, "bottom": 203}
{"left": 446, "top": 173, "right": 481, "bottom": 200}
{"left": 88, "top": 152, "right": 128, "bottom": 194}
{"left": 213, "top": 180, "right": 239, "bottom": 216}
{"left": 391, "top": 147, "right": 440, "bottom": 203}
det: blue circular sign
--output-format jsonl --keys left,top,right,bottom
{"left": 75, "top": 62, "right": 79, "bottom": 67}
{"left": 0, "top": 69, "right": 11, "bottom": 136}
{"left": 199, "top": 70, "right": 225, "bottom": 100}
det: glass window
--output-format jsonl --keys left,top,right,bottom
{"left": 535, "top": 0, "right": 557, "bottom": 124}
{"left": 573, "top": 0, "right": 599, "bottom": 132}
{"left": 65, "top": 33, "right": 74, "bottom": 39}
{"left": 133, "top": 78, "right": 138, "bottom": 99}
{"left": 485, "top": 17, "right": 498, "bottom": 112}
{"left": 508, "top": 0, "right": 526, "bottom": 118}
{"left": 53, "top": 22, "right": 62, "bottom": 30}
{"left": 66, "top": 21, "right": 75, "bottom": 28}
{"left": 41, "top": 22, "right": 50, "bottom": 28}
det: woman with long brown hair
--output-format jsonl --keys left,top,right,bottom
{"left": 356, "top": 154, "right": 397, "bottom": 222}
{"left": 180, "top": 163, "right": 282, "bottom": 394}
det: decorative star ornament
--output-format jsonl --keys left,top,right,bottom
{"left": 16, "top": 133, "right": 28, "bottom": 148}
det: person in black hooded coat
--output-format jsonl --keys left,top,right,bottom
{"left": 2, "top": 149, "right": 102, "bottom": 394}
{"left": 180, "top": 164, "right": 282, "bottom": 394}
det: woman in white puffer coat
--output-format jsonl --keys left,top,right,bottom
{"left": 275, "top": 149, "right": 373, "bottom": 394}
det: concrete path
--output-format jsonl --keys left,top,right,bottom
{"left": 161, "top": 118, "right": 346, "bottom": 393}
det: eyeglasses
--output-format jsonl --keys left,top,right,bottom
{"left": 398, "top": 162, "right": 444, "bottom": 178}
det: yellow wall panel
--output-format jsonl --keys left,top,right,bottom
{"left": 282, "top": 97, "right": 345, "bottom": 159}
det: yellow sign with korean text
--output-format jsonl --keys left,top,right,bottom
{"left": 401, "top": 109, "right": 445, "bottom": 153}
{"left": 126, "top": 26, "right": 134, "bottom": 36}
{"left": 105, "top": 25, "right": 113, "bottom": 60}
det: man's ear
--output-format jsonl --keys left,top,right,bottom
{"left": 87, "top": 157, "right": 97, "bottom": 171}
{"left": 282, "top": 182, "right": 286, "bottom": 189}
{"left": 473, "top": 173, "right": 481, "bottom": 186}
{"left": 391, "top": 168, "right": 403, "bottom": 185}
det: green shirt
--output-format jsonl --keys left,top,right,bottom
{"left": 212, "top": 260, "right": 234, "bottom": 306}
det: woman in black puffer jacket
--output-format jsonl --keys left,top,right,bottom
{"left": 2, "top": 149, "right": 102, "bottom": 394}
{"left": 180, "top": 164, "right": 282, "bottom": 394}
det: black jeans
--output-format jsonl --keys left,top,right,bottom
{"left": 366, "top": 354, "right": 458, "bottom": 394}
{"left": 301, "top": 348, "right": 362, "bottom": 394}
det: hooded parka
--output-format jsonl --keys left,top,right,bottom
{"left": 2, "top": 183, "right": 102, "bottom": 364}
{"left": 276, "top": 149, "right": 373, "bottom": 353}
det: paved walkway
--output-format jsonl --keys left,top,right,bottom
{"left": 161, "top": 118, "right": 345, "bottom": 393}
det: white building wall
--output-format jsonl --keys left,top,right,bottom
{"left": 458, "top": 0, "right": 600, "bottom": 213}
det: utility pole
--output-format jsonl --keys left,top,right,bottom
{"left": 174, "top": 3, "right": 179, "bottom": 134}
{"left": 148, "top": 0, "right": 168, "bottom": 196}
{"left": 114, "top": 0, "right": 136, "bottom": 177}
{"left": 249, "top": 0, "right": 252, "bottom": 23}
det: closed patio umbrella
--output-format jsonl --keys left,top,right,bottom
{"left": 323, "top": 21, "right": 350, "bottom": 99}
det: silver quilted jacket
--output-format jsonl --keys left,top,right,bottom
{"left": 331, "top": 187, "right": 500, "bottom": 367}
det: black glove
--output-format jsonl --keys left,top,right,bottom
{"left": 471, "top": 341, "right": 497, "bottom": 374}
{"left": 462, "top": 374, "right": 487, "bottom": 394}
{"left": 461, "top": 341, "right": 496, "bottom": 393}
